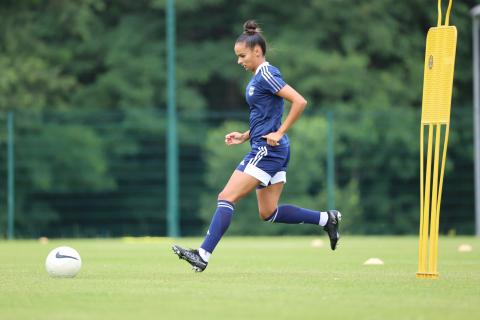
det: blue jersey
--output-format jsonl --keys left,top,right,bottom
{"left": 245, "top": 62, "right": 289, "bottom": 147}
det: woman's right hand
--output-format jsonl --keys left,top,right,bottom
{"left": 225, "top": 132, "right": 247, "bottom": 145}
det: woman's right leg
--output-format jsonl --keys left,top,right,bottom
{"left": 199, "top": 170, "right": 259, "bottom": 259}
{"left": 172, "top": 170, "right": 259, "bottom": 272}
{"left": 218, "top": 169, "right": 260, "bottom": 203}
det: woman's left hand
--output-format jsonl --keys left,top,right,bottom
{"left": 262, "top": 131, "right": 283, "bottom": 147}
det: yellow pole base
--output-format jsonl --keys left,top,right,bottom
{"left": 416, "top": 272, "right": 439, "bottom": 279}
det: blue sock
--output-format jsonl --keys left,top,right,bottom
{"left": 265, "top": 204, "right": 320, "bottom": 225}
{"left": 200, "top": 200, "right": 235, "bottom": 254}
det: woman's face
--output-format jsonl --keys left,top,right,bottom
{"left": 234, "top": 42, "right": 263, "bottom": 73}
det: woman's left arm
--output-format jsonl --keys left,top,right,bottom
{"left": 262, "top": 85, "right": 307, "bottom": 146}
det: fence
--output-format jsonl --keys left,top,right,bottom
{"left": 0, "top": 106, "right": 475, "bottom": 238}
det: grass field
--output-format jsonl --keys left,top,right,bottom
{"left": 0, "top": 236, "right": 479, "bottom": 320}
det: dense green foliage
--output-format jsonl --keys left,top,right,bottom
{"left": 0, "top": 0, "right": 476, "bottom": 237}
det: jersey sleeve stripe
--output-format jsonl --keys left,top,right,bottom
{"left": 260, "top": 67, "right": 282, "bottom": 91}
{"left": 263, "top": 68, "right": 283, "bottom": 89}
{"left": 260, "top": 67, "right": 281, "bottom": 91}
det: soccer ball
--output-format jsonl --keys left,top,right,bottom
{"left": 45, "top": 246, "right": 82, "bottom": 278}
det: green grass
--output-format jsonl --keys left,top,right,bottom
{"left": 0, "top": 236, "right": 479, "bottom": 320}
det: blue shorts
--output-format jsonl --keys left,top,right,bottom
{"left": 236, "top": 144, "right": 290, "bottom": 188}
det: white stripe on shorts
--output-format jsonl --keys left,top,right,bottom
{"left": 249, "top": 146, "right": 267, "bottom": 167}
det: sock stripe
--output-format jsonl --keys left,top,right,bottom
{"left": 201, "top": 201, "right": 235, "bottom": 254}
{"left": 217, "top": 201, "right": 234, "bottom": 211}
{"left": 267, "top": 208, "right": 279, "bottom": 223}
{"left": 217, "top": 204, "right": 234, "bottom": 211}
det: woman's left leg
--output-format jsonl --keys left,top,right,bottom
{"left": 257, "top": 183, "right": 328, "bottom": 225}
{"left": 256, "top": 182, "right": 284, "bottom": 220}
{"left": 257, "top": 182, "right": 341, "bottom": 250}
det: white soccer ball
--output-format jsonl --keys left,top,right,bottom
{"left": 45, "top": 246, "right": 82, "bottom": 278}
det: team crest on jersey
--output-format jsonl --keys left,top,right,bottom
{"left": 249, "top": 86, "right": 255, "bottom": 96}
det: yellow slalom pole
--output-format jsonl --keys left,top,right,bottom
{"left": 418, "top": 125, "right": 426, "bottom": 274}
{"left": 433, "top": 124, "right": 450, "bottom": 273}
{"left": 437, "top": 0, "right": 442, "bottom": 27}
{"left": 428, "top": 124, "right": 442, "bottom": 276}
{"left": 422, "top": 124, "right": 434, "bottom": 271}
{"left": 445, "top": 0, "right": 453, "bottom": 26}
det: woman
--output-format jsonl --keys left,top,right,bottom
{"left": 173, "top": 20, "right": 341, "bottom": 272}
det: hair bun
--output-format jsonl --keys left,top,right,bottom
{"left": 243, "top": 20, "right": 261, "bottom": 35}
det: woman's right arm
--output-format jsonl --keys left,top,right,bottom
{"left": 225, "top": 130, "right": 249, "bottom": 145}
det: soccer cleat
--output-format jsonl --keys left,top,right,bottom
{"left": 323, "top": 210, "right": 341, "bottom": 250}
{"left": 172, "top": 244, "right": 208, "bottom": 272}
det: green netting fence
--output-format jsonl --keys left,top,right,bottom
{"left": 0, "top": 107, "right": 474, "bottom": 238}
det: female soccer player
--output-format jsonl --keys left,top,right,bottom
{"left": 173, "top": 20, "right": 341, "bottom": 272}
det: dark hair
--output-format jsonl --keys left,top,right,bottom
{"left": 236, "top": 20, "right": 267, "bottom": 55}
